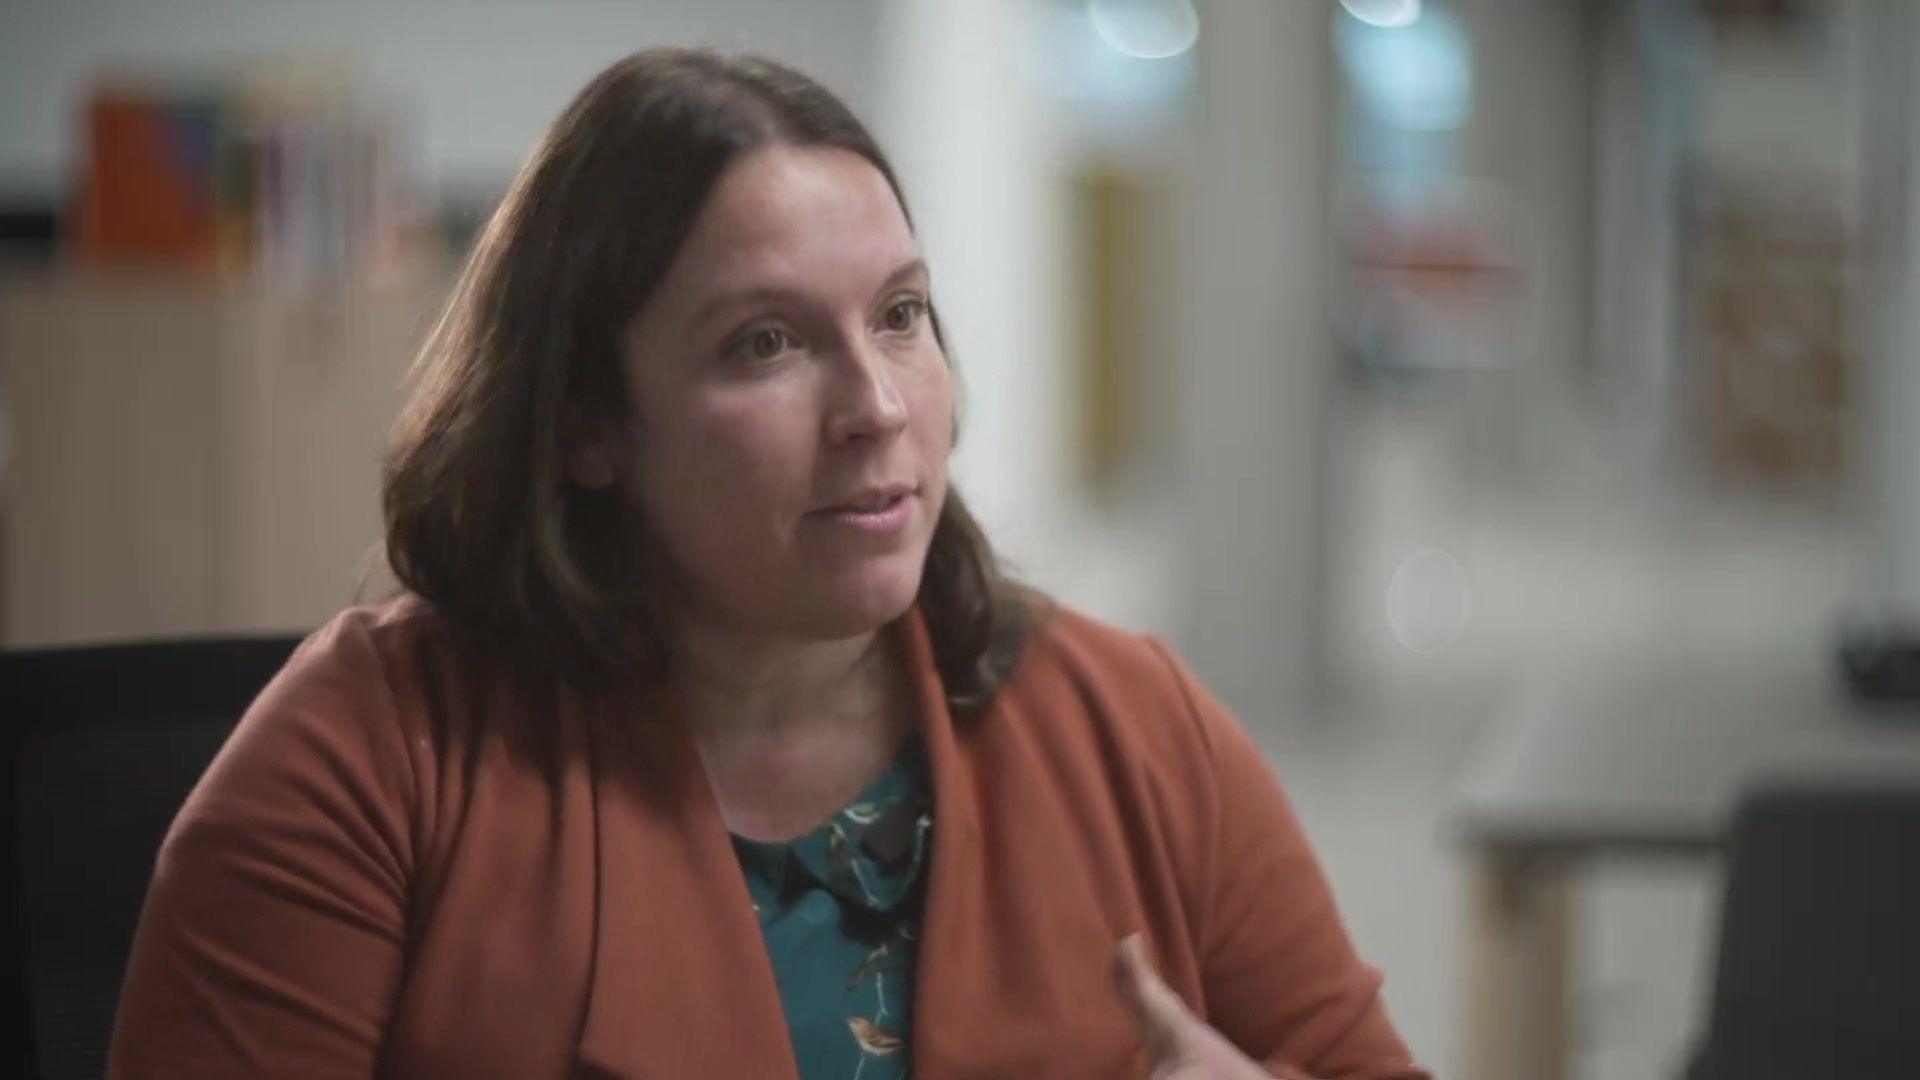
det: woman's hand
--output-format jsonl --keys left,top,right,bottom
{"left": 1113, "top": 934, "right": 1283, "bottom": 1080}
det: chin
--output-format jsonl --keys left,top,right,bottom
{"left": 801, "top": 558, "right": 925, "bottom": 638}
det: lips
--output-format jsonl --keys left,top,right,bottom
{"left": 815, "top": 484, "right": 915, "bottom": 515}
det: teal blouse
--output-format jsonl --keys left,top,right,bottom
{"left": 730, "top": 739, "right": 933, "bottom": 1080}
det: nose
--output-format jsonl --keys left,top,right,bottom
{"left": 824, "top": 338, "right": 909, "bottom": 446}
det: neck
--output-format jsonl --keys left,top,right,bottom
{"left": 670, "top": 615, "right": 897, "bottom": 739}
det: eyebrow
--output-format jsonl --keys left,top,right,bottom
{"left": 693, "top": 257, "right": 929, "bottom": 328}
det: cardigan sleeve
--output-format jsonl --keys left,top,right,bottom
{"left": 107, "top": 611, "right": 421, "bottom": 1079}
{"left": 1147, "top": 640, "right": 1431, "bottom": 1080}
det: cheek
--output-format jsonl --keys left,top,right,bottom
{"left": 706, "top": 392, "right": 814, "bottom": 478}
{"left": 905, "top": 356, "right": 956, "bottom": 460}
{"left": 634, "top": 385, "right": 817, "bottom": 523}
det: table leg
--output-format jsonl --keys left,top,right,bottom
{"left": 1463, "top": 848, "right": 1573, "bottom": 1080}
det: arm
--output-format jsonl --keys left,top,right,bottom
{"left": 1149, "top": 641, "right": 1430, "bottom": 1080}
{"left": 107, "top": 614, "right": 419, "bottom": 1078}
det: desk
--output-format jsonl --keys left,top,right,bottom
{"left": 1449, "top": 654, "right": 1920, "bottom": 1080}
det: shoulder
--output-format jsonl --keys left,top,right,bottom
{"left": 1008, "top": 603, "right": 1225, "bottom": 743}
{"left": 201, "top": 594, "right": 493, "bottom": 816}
{"left": 976, "top": 603, "right": 1284, "bottom": 938}
{"left": 263, "top": 593, "right": 488, "bottom": 725}
{"left": 992, "top": 602, "right": 1251, "bottom": 792}
{"left": 211, "top": 595, "right": 449, "bottom": 782}
{"left": 1017, "top": 602, "right": 1173, "bottom": 682}
{"left": 285, "top": 592, "right": 457, "bottom": 684}
{"left": 254, "top": 594, "right": 584, "bottom": 793}
{"left": 160, "top": 597, "right": 461, "bottom": 883}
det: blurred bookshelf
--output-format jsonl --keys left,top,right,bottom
{"left": 0, "top": 59, "right": 461, "bottom": 647}
{"left": 0, "top": 262, "right": 453, "bottom": 647}
{"left": 69, "top": 60, "right": 419, "bottom": 283}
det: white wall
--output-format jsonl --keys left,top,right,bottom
{"left": 0, "top": 0, "right": 882, "bottom": 196}
{"left": 1695, "top": 0, "right": 1863, "bottom": 186}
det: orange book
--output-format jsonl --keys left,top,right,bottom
{"left": 72, "top": 89, "right": 222, "bottom": 270}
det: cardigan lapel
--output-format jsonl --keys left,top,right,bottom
{"left": 897, "top": 607, "right": 1005, "bottom": 1074}
{"left": 572, "top": 683, "right": 799, "bottom": 1079}
{"left": 900, "top": 609, "right": 1151, "bottom": 1077}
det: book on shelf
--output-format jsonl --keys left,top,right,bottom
{"left": 70, "top": 62, "right": 420, "bottom": 284}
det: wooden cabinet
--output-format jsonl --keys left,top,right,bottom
{"left": 0, "top": 269, "right": 450, "bottom": 646}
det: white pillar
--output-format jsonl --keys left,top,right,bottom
{"left": 1173, "top": 0, "right": 1335, "bottom": 719}
{"left": 1861, "top": 0, "right": 1920, "bottom": 619}
{"left": 1590, "top": 0, "right": 1692, "bottom": 452}
{"left": 869, "top": 0, "right": 1074, "bottom": 568}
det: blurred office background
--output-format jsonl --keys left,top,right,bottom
{"left": 6, "top": 1, "right": 1920, "bottom": 1077}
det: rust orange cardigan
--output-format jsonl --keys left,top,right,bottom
{"left": 108, "top": 596, "right": 1428, "bottom": 1078}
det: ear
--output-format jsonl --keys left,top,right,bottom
{"left": 561, "top": 407, "right": 624, "bottom": 490}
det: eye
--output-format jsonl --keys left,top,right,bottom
{"left": 880, "top": 295, "right": 928, "bottom": 334}
{"left": 728, "top": 325, "right": 796, "bottom": 364}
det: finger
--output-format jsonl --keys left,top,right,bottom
{"left": 1113, "top": 934, "right": 1197, "bottom": 1067}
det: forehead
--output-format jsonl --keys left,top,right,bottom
{"left": 666, "top": 145, "right": 919, "bottom": 298}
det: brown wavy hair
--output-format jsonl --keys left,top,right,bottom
{"left": 381, "top": 48, "right": 1031, "bottom": 709}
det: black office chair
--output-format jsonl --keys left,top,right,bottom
{"left": 1683, "top": 778, "right": 1920, "bottom": 1079}
{"left": 2, "top": 636, "right": 301, "bottom": 1080}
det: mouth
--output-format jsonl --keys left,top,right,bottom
{"left": 813, "top": 483, "right": 916, "bottom": 516}
{"left": 806, "top": 484, "right": 919, "bottom": 537}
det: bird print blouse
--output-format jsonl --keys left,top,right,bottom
{"left": 730, "top": 738, "right": 932, "bottom": 1080}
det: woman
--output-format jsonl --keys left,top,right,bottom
{"left": 108, "top": 50, "right": 1429, "bottom": 1079}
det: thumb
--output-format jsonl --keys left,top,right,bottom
{"left": 1113, "top": 933, "right": 1197, "bottom": 1068}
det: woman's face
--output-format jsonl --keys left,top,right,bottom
{"left": 611, "top": 145, "right": 953, "bottom": 640}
